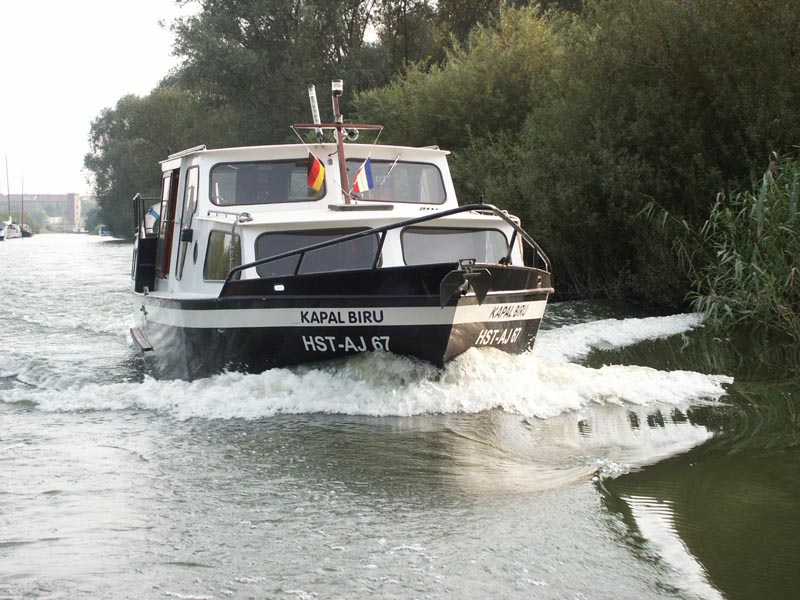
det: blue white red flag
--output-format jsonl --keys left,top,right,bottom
{"left": 352, "top": 157, "right": 374, "bottom": 194}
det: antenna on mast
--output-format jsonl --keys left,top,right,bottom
{"left": 307, "top": 85, "right": 324, "bottom": 142}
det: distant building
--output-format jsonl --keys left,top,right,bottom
{"left": 67, "top": 193, "right": 82, "bottom": 229}
{"left": 0, "top": 192, "right": 92, "bottom": 229}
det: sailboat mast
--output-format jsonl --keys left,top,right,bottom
{"left": 5, "top": 156, "right": 10, "bottom": 219}
{"left": 21, "top": 176, "right": 24, "bottom": 234}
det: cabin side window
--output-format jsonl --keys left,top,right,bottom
{"left": 345, "top": 159, "right": 446, "bottom": 204}
{"left": 203, "top": 231, "right": 242, "bottom": 281}
{"left": 401, "top": 227, "right": 508, "bottom": 265}
{"left": 210, "top": 160, "right": 325, "bottom": 205}
{"left": 254, "top": 229, "right": 379, "bottom": 277}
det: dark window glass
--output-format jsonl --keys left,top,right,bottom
{"left": 155, "top": 170, "right": 179, "bottom": 279}
{"left": 402, "top": 227, "right": 508, "bottom": 265}
{"left": 177, "top": 166, "right": 199, "bottom": 280}
{"left": 204, "top": 231, "right": 242, "bottom": 281}
{"left": 255, "top": 229, "right": 379, "bottom": 277}
{"left": 210, "top": 160, "right": 324, "bottom": 205}
{"left": 345, "top": 159, "right": 446, "bottom": 204}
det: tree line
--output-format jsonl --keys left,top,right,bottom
{"left": 85, "top": 0, "right": 800, "bottom": 321}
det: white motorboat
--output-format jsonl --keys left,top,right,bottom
{"left": 130, "top": 81, "right": 553, "bottom": 379}
{"left": 4, "top": 222, "right": 21, "bottom": 239}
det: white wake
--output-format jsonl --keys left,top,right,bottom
{"left": 1, "top": 313, "right": 731, "bottom": 420}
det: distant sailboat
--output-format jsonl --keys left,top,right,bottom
{"left": 4, "top": 156, "right": 10, "bottom": 225}
{"left": 3, "top": 158, "right": 21, "bottom": 238}
{"left": 20, "top": 177, "right": 32, "bottom": 237}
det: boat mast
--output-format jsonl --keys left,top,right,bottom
{"left": 297, "top": 81, "right": 382, "bottom": 204}
{"left": 330, "top": 80, "right": 351, "bottom": 204}
{"left": 21, "top": 176, "right": 24, "bottom": 235}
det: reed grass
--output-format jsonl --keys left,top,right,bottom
{"left": 641, "top": 153, "right": 800, "bottom": 341}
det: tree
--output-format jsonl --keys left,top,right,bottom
{"left": 515, "top": 0, "right": 800, "bottom": 301}
{"left": 355, "top": 0, "right": 800, "bottom": 303}
{"left": 357, "top": 6, "right": 564, "bottom": 150}
{"left": 375, "top": 0, "right": 437, "bottom": 70}
{"left": 84, "top": 87, "right": 230, "bottom": 236}
{"left": 171, "top": 0, "right": 387, "bottom": 143}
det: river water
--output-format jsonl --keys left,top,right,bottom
{"left": 1, "top": 234, "right": 798, "bottom": 600}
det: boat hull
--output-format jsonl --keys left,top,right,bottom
{"left": 136, "top": 265, "right": 551, "bottom": 379}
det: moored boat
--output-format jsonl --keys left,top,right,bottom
{"left": 4, "top": 223, "right": 21, "bottom": 239}
{"left": 130, "top": 81, "right": 553, "bottom": 379}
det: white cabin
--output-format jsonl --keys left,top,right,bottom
{"left": 135, "top": 141, "right": 525, "bottom": 298}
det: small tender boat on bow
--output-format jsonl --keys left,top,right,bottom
{"left": 130, "top": 81, "right": 553, "bottom": 379}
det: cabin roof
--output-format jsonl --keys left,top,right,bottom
{"left": 160, "top": 142, "right": 450, "bottom": 168}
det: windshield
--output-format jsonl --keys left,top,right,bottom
{"left": 255, "top": 229, "right": 380, "bottom": 277}
{"left": 210, "top": 159, "right": 325, "bottom": 205}
{"left": 345, "top": 159, "right": 446, "bottom": 204}
{"left": 401, "top": 227, "right": 509, "bottom": 265}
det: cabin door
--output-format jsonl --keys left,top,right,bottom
{"left": 155, "top": 168, "right": 180, "bottom": 279}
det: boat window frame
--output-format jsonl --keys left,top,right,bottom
{"left": 176, "top": 165, "right": 200, "bottom": 281}
{"left": 400, "top": 226, "right": 510, "bottom": 265}
{"left": 254, "top": 227, "right": 381, "bottom": 277}
{"left": 209, "top": 158, "right": 326, "bottom": 206}
{"left": 155, "top": 168, "right": 180, "bottom": 279}
{"left": 344, "top": 158, "right": 447, "bottom": 205}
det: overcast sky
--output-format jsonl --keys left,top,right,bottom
{"left": 0, "top": 0, "right": 194, "bottom": 195}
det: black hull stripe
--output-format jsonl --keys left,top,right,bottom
{"left": 142, "top": 318, "right": 544, "bottom": 379}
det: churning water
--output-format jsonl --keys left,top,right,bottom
{"left": 1, "top": 235, "right": 798, "bottom": 600}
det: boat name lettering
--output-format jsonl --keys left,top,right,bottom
{"left": 302, "top": 335, "right": 391, "bottom": 353}
{"left": 300, "top": 309, "right": 385, "bottom": 324}
{"left": 488, "top": 304, "right": 528, "bottom": 319}
{"left": 476, "top": 327, "right": 522, "bottom": 346}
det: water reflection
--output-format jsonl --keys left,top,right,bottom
{"left": 599, "top": 353, "right": 800, "bottom": 600}
{"left": 186, "top": 403, "right": 717, "bottom": 499}
{"left": 621, "top": 494, "right": 724, "bottom": 600}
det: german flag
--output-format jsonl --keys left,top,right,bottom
{"left": 307, "top": 153, "right": 325, "bottom": 191}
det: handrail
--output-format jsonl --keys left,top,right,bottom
{"left": 219, "top": 203, "right": 551, "bottom": 295}
{"left": 206, "top": 209, "right": 253, "bottom": 221}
